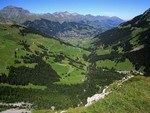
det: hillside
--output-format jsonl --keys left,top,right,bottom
{"left": 0, "top": 17, "right": 13, "bottom": 24}
{"left": 23, "top": 19, "right": 98, "bottom": 38}
{"left": 32, "top": 75, "right": 150, "bottom": 113}
{"left": 0, "top": 23, "right": 88, "bottom": 109}
{"left": 0, "top": 24, "right": 126, "bottom": 111}
{"left": 0, "top": 6, "right": 124, "bottom": 38}
{"left": 90, "top": 8, "right": 150, "bottom": 74}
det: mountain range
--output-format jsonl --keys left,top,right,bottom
{"left": 0, "top": 6, "right": 124, "bottom": 38}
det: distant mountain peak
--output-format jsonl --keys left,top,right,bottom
{"left": 53, "top": 11, "right": 79, "bottom": 16}
{"left": 2, "top": 5, "right": 30, "bottom": 14}
{"left": 3, "top": 5, "right": 16, "bottom": 9}
{"left": 71, "top": 12, "right": 79, "bottom": 16}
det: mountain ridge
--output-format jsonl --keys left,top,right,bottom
{"left": 0, "top": 6, "right": 124, "bottom": 38}
{"left": 0, "top": 6, "right": 124, "bottom": 22}
{"left": 90, "top": 8, "right": 150, "bottom": 74}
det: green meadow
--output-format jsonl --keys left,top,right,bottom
{"left": 96, "top": 58, "right": 134, "bottom": 71}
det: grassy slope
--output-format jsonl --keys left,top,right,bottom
{"left": 0, "top": 24, "right": 90, "bottom": 84}
{"left": 94, "top": 47, "right": 134, "bottom": 71}
{"left": 0, "top": 83, "right": 47, "bottom": 90}
{"left": 0, "top": 24, "right": 93, "bottom": 109}
{"left": 96, "top": 49, "right": 111, "bottom": 56}
{"left": 92, "top": 10, "right": 150, "bottom": 73}
{"left": 93, "top": 24, "right": 146, "bottom": 71}
{"left": 96, "top": 58, "right": 134, "bottom": 71}
{"left": 32, "top": 76, "right": 150, "bottom": 113}
{"left": 60, "top": 37, "right": 96, "bottom": 49}
{"left": 67, "top": 75, "right": 150, "bottom": 113}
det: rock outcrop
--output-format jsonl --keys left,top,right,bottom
{"left": 85, "top": 75, "right": 134, "bottom": 107}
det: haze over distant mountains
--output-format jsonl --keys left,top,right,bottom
{"left": 0, "top": 6, "right": 124, "bottom": 38}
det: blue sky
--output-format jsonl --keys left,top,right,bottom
{"left": 0, "top": 0, "right": 150, "bottom": 20}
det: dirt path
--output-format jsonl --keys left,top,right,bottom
{"left": 0, "top": 109, "right": 31, "bottom": 113}
{"left": 67, "top": 65, "right": 74, "bottom": 75}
